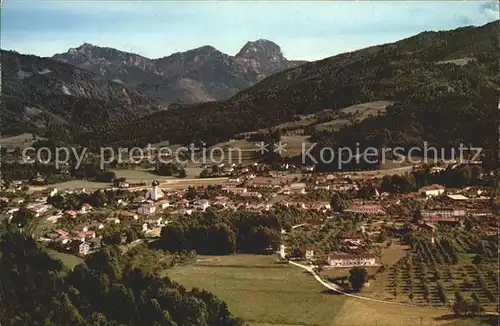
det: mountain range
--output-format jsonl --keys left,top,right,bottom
{"left": 52, "top": 40, "right": 306, "bottom": 104}
{"left": 1, "top": 21, "right": 498, "bottom": 161}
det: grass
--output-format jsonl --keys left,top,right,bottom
{"left": 45, "top": 247, "right": 84, "bottom": 271}
{"left": 165, "top": 254, "right": 471, "bottom": 325}
{"left": 435, "top": 58, "right": 475, "bottom": 66}
{"left": 0, "top": 133, "right": 42, "bottom": 149}
{"left": 166, "top": 254, "right": 348, "bottom": 326}
{"left": 314, "top": 101, "right": 394, "bottom": 132}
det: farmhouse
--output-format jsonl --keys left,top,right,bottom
{"left": 327, "top": 252, "right": 377, "bottom": 267}
{"left": 418, "top": 184, "right": 445, "bottom": 197}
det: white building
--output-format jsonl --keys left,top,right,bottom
{"left": 194, "top": 199, "right": 210, "bottom": 211}
{"left": 156, "top": 199, "right": 170, "bottom": 209}
{"left": 418, "top": 184, "right": 445, "bottom": 197}
{"left": 289, "top": 183, "right": 307, "bottom": 194}
{"left": 138, "top": 201, "right": 156, "bottom": 215}
{"left": 421, "top": 208, "right": 466, "bottom": 217}
{"left": 304, "top": 246, "right": 314, "bottom": 260}
{"left": 146, "top": 180, "right": 165, "bottom": 201}
{"left": 327, "top": 253, "right": 376, "bottom": 267}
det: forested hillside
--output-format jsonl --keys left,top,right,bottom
{"left": 0, "top": 231, "right": 244, "bottom": 326}
{"left": 83, "top": 21, "right": 499, "bottom": 151}
{"left": 1, "top": 50, "right": 164, "bottom": 136}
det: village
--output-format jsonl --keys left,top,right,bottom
{"left": 1, "top": 158, "right": 498, "bottom": 316}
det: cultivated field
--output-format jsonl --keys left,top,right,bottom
{"left": 165, "top": 254, "right": 477, "bottom": 325}
{"left": 366, "top": 232, "right": 499, "bottom": 313}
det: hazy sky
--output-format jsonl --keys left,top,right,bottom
{"left": 2, "top": 1, "right": 499, "bottom": 61}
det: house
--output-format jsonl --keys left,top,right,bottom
{"left": 47, "top": 229, "right": 70, "bottom": 244}
{"left": 156, "top": 199, "right": 170, "bottom": 209}
{"left": 420, "top": 208, "right": 466, "bottom": 217}
{"left": 340, "top": 237, "right": 363, "bottom": 249}
{"left": 118, "top": 210, "right": 138, "bottom": 220}
{"left": 138, "top": 201, "right": 156, "bottom": 215}
{"left": 64, "top": 210, "right": 78, "bottom": 218}
{"left": 327, "top": 252, "right": 376, "bottom": 267}
{"left": 71, "top": 240, "right": 90, "bottom": 256}
{"left": 46, "top": 212, "right": 63, "bottom": 224}
{"left": 178, "top": 208, "right": 193, "bottom": 216}
{"left": 131, "top": 221, "right": 148, "bottom": 232}
{"left": 27, "top": 203, "right": 49, "bottom": 217}
{"left": 146, "top": 216, "right": 164, "bottom": 227}
{"left": 194, "top": 199, "right": 210, "bottom": 211}
{"left": 222, "top": 187, "right": 248, "bottom": 195}
{"left": 240, "top": 191, "right": 263, "bottom": 198}
{"left": 105, "top": 217, "right": 121, "bottom": 224}
{"left": 248, "top": 177, "right": 282, "bottom": 189}
{"left": 345, "top": 204, "right": 385, "bottom": 215}
{"left": 314, "top": 185, "right": 330, "bottom": 190}
{"left": 73, "top": 230, "right": 97, "bottom": 242}
{"left": 304, "top": 245, "right": 314, "bottom": 260}
{"left": 289, "top": 183, "right": 307, "bottom": 194}
{"left": 78, "top": 203, "right": 93, "bottom": 214}
{"left": 283, "top": 201, "right": 307, "bottom": 209}
{"left": 145, "top": 180, "right": 165, "bottom": 201}
{"left": 422, "top": 216, "right": 462, "bottom": 226}
{"left": 418, "top": 184, "right": 445, "bottom": 197}
{"left": 89, "top": 221, "right": 105, "bottom": 230}
{"left": 309, "top": 202, "right": 331, "bottom": 212}
{"left": 446, "top": 194, "right": 469, "bottom": 201}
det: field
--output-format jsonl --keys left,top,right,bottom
{"left": 44, "top": 247, "right": 84, "bottom": 271}
{"left": 0, "top": 133, "right": 41, "bottom": 149}
{"left": 165, "top": 254, "right": 478, "bottom": 325}
{"left": 314, "top": 101, "right": 394, "bottom": 132}
{"left": 435, "top": 58, "right": 475, "bottom": 66}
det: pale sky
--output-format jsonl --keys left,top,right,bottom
{"left": 2, "top": 1, "right": 499, "bottom": 61}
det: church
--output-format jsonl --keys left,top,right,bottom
{"left": 145, "top": 180, "right": 165, "bottom": 201}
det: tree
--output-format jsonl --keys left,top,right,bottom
{"left": 178, "top": 168, "right": 187, "bottom": 178}
{"left": 348, "top": 267, "right": 368, "bottom": 292}
{"left": 330, "top": 194, "right": 343, "bottom": 212}
{"left": 467, "top": 301, "right": 484, "bottom": 317}
{"left": 472, "top": 254, "right": 484, "bottom": 265}
{"left": 451, "top": 300, "right": 469, "bottom": 316}
{"left": 186, "top": 186, "right": 197, "bottom": 200}
{"left": 11, "top": 208, "right": 35, "bottom": 228}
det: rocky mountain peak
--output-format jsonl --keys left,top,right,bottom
{"left": 236, "top": 39, "right": 285, "bottom": 63}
